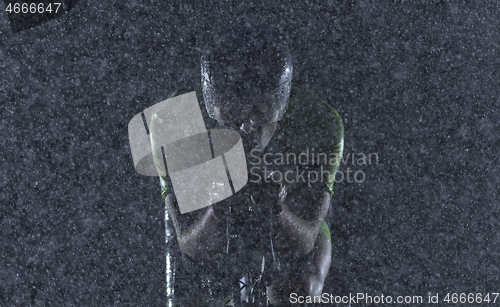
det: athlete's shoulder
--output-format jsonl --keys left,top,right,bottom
{"left": 277, "top": 85, "right": 344, "bottom": 157}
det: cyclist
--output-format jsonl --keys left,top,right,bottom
{"left": 157, "top": 24, "right": 344, "bottom": 305}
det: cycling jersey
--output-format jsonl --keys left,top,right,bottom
{"left": 158, "top": 85, "right": 343, "bottom": 304}
{"left": 158, "top": 85, "right": 344, "bottom": 205}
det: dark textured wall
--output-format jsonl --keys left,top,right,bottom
{"left": 1, "top": 1, "right": 499, "bottom": 305}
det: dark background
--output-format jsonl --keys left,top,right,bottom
{"left": 1, "top": 1, "right": 499, "bottom": 305}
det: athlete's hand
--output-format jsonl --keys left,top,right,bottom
{"left": 248, "top": 179, "right": 287, "bottom": 209}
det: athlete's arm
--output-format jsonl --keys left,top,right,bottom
{"left": 267, "top": 223, "right": 332, "bottom": 303}
{"left": 272, "top": 179, "right": 330, "bottom": 258}
{"left": 165, "top": 193, "right": 227, "bottom": 260}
